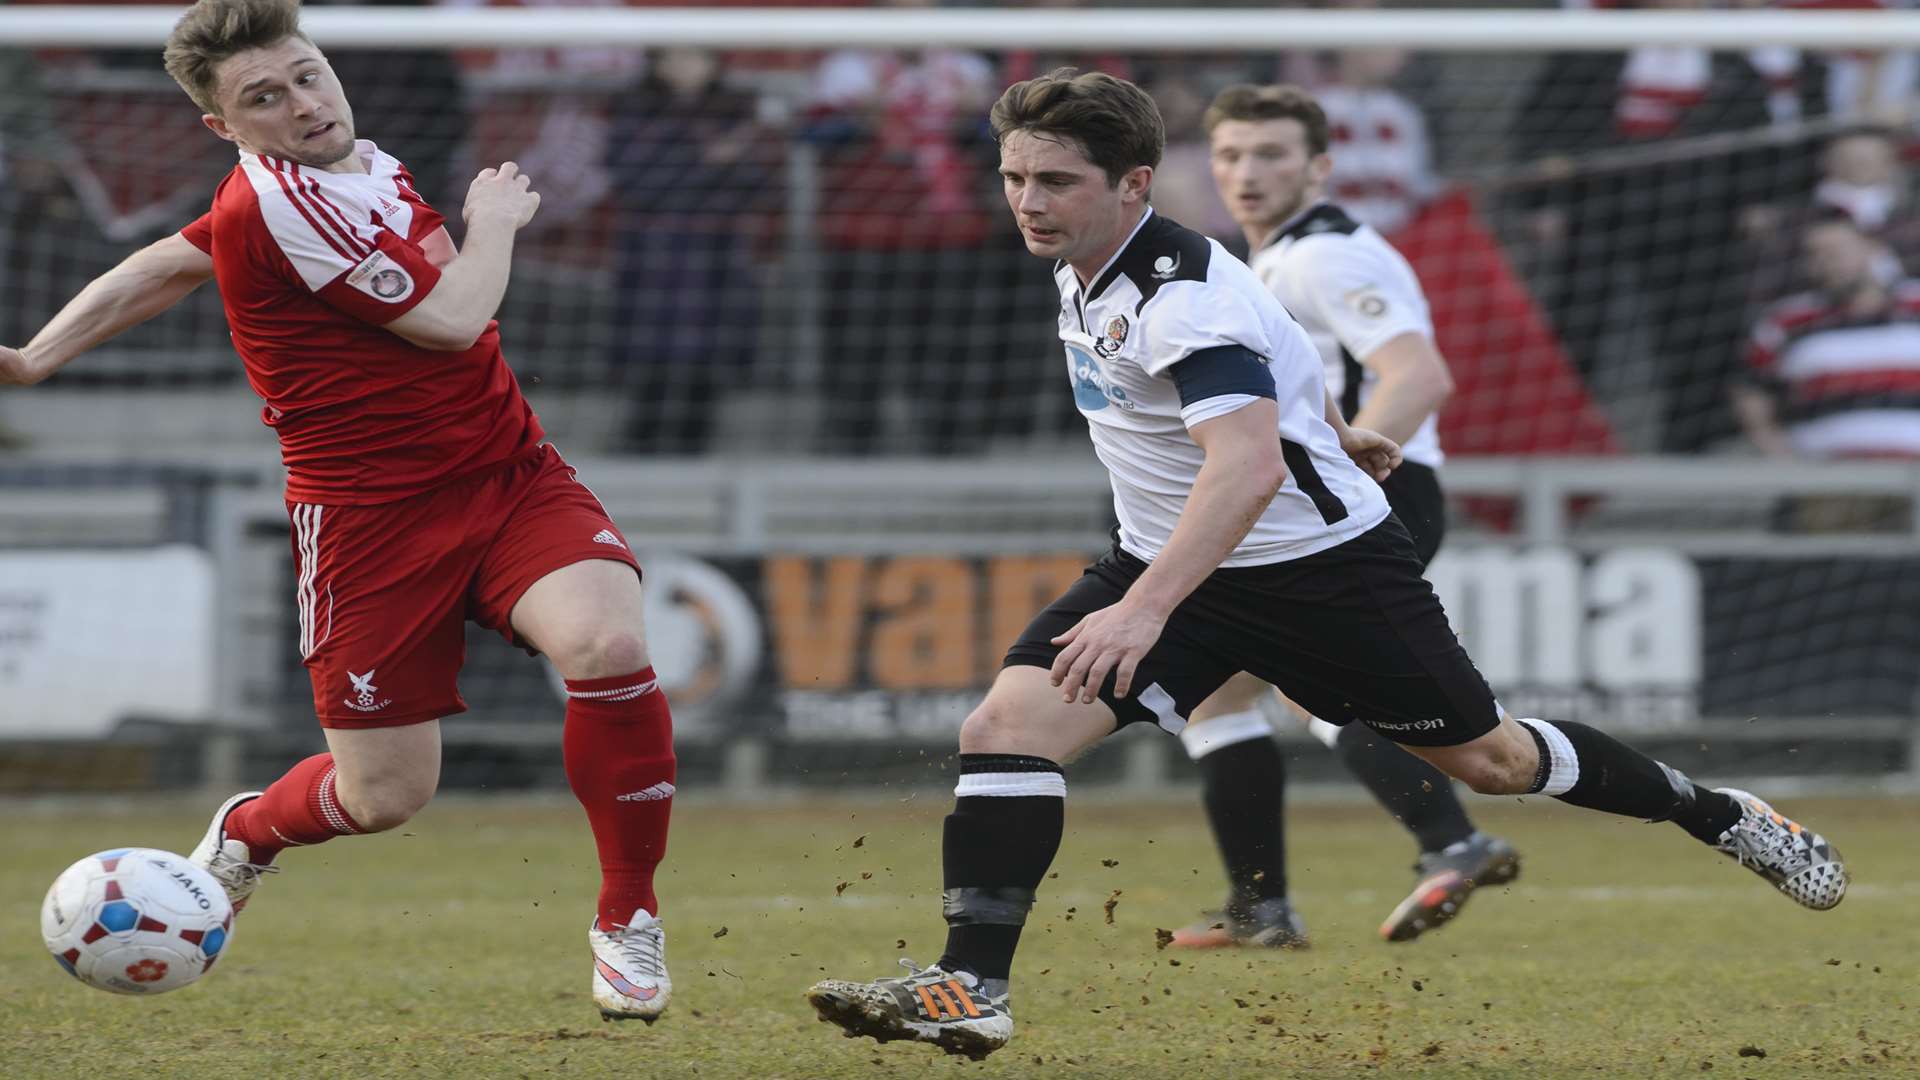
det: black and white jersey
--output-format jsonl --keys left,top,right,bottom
{"left": 1250, "top": 201, "right": 1444, "bottom": 469}
{"left": 1054, "top": 209, "right": 1390, "bottom": 567}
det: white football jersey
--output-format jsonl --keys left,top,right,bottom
{"left": 1249, "top": 201, "right": 1444, "bottom": 468}
{"left": 1054, "top": 209, "right": 1389, "bottom": 567}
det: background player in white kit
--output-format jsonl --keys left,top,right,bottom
{"left": 1166, "top": 84, "right": 1518, "bottom": 951}
{"left": 803, "top": 68, "right": 1847, "bottom": 1062}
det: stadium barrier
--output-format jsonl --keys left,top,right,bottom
{"left": 4, "top": 457, "right": 1915, "bottom": 792}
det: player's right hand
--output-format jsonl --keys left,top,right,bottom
{"left": 1048, "top": 597, "right": 1169, "bottom": 704}
{"left": 462, "top": 161, "right": 541, "bottom": 230}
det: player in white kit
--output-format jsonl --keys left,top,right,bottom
{"left": 1167, "top": 84, "right": 1517, "bottom": 952}
{"left": 802, "top": 69, "right": 1846, "bottom": 1062}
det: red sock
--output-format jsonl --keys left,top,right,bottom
{"left": 223, "top": 752, "right": 363, "bottom": 864}
{"left": 564, "top": 667, "right": 676, "bottom": 930}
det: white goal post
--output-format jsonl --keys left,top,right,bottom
{"left": 0, "top": 6, "right": 1919, "bottom": 51}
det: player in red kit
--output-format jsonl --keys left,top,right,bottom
{"left": 0, "top": 0, "right": 674, "bottom": 1021}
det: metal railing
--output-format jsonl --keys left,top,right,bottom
{"left": 4, "top": 454, "right": 1916, "bottom": 790}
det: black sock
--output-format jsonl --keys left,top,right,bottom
{"left": 1519, "top": 718, "right": 1741, "bottom": 841}
{"left": 1668, "top": 786, "right": 1743, "bottom": 844}
{"left": 1334, "top": 723, "right": 1475, "bottom": 854}
{"left": 937, "top": 753, "right": 1064, "bottom": 985}
{"left": 1192, "top": 736, "right": 1288, "bottom": 903}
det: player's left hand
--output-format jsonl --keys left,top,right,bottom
{"left": 1049, "top": 599, "right": 1168, "bottom": 705}
{"left": 1340, "top": 426, "right": 1402, "bottom": 481}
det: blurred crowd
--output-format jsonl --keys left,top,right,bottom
{"left": 2, "top": 0, "right": 1919, "bottom": 466}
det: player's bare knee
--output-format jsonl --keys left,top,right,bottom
{"left": 1451, "top": 748, "right": 1532, "bottom": 795}
{"left": 958, "top": 699, "right": 1030, "bottom": 755}
{"left": 549, "top": 627, "right": 649, "bottom": 681}
{"left": 339, "top": 783, "right": 434, "bottom": 833}
{"left": 334, "top": 772, "right": 436, "bottom": 832}
{"left": 1189, "top": 672, "right": 1268, "bottom": 723}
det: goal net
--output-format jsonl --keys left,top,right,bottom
{"left": 1, "top": 5, "right": 1916, "bottom": 786}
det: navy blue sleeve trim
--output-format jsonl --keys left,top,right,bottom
{"left": 1168, "top": 344, "right": 1276, "bottom": 408}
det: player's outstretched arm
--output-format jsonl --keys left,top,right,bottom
{"left": 384, "top": 162, "right": 540, "bottom": 351}
{"left": 0, "top": 233, "right": 214, "bottom": 386}
{"left": 1050, "top": 399, "right": 1286, "bottom": 703}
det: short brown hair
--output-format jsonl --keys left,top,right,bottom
{"left": 1203, "top": 84, "right": 1330, "bottom": 156}
{"left": 163, "top": 0, "right": 312, "bottom": 115}
{"left": 989, "top": 68, "right": 1164, "bottom": 187}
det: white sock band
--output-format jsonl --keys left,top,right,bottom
{"left": 1515, "top": 716, "right": 1580, "bottom": 796}
{"left": 954, "top": 771, "right": 1067, "bottom": 798}
{"left": 1306, "top": 717, "right": 1344, "bottom": 750}
{"left": 1178, "top": 708, "right": 1273, "bottom": 760}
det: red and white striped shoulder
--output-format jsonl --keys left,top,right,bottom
{"left": 238, "top": 153, "right": 382, "bottom": 292}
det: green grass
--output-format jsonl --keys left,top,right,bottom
{"left": 3, "top": 792, "right": 1918, "bottom": 1079}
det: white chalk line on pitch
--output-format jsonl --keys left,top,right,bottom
{"left": 693, "top": 880, "right": 1920, "bottom": 910}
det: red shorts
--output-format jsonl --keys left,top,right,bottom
{"left": 288, "top": 445, "right": 640, "bottom": 729}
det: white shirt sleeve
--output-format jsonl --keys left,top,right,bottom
{"left": 1180, "top": 393, "right": 1266, "bottom": 428}
{"left": 1137, "top": 280, "right": 1274, "bottom": 378}
{"left": 1285, "top": 235, "right": 1433, "bottom": 361}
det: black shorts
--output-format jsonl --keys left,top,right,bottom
{"left": 1002, "top": 515, "right": 1499, "bottom": 748}
{"left": 1382, "top": 461, "right": 1445, "bottom": 567}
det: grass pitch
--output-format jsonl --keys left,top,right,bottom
{"left": 3, "top": 790, "right": 1917, "bottom": 1079}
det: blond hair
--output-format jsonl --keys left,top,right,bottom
{"left": 163, "top": 0, "right": 311, "bottom": 115}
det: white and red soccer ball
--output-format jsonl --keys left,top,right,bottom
{"left": 41, "top": 848, "right": 233, "bottom": 995}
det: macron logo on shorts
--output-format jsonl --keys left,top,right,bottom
{"left": 616, "top": 782, "right": 675, "bottom": 802}
{"left": 592, "top": 529, "right": 626, "bottom": 549}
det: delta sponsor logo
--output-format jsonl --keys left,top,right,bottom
{"left": 1066, "top": 344, "right": 1136, "bottom": 412}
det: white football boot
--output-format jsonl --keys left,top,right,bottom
{"left": 807, "top": 959, "right": 1012, "bottom": 1061}
{"left": 187, "top": 791, "right": 277, "bottom": 913}
{"left": 1713, "top": 788, "right": 1848, "bottom": 910}
{"left": 590, "top": 909, "right": 671, "bottom": 1022}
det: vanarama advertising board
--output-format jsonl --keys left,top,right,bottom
{"left": 493, "top": 547, "right": 1914, "bottom": 739}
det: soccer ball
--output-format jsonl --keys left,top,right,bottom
{"left": 41, "top": 848, "right": 234, "bottom": 995}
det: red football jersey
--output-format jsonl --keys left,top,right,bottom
{"left": 181, "top": 140, "right": 542, "bottom": 505}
